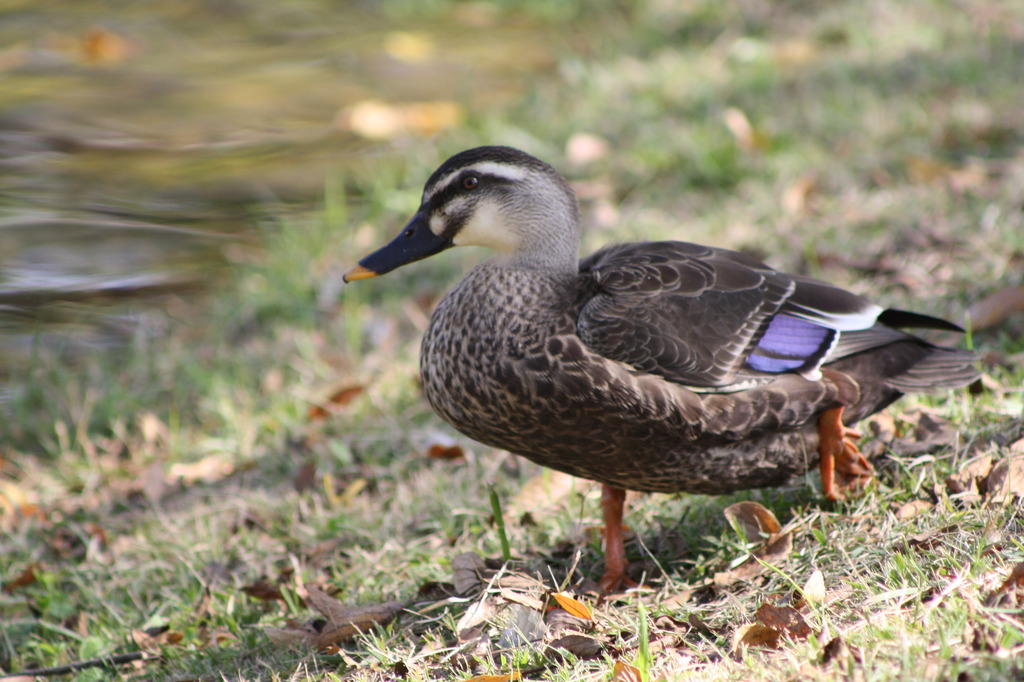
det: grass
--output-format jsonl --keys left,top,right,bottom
{"left": 3, "top": 0, "right": 1024, "bottom": 680}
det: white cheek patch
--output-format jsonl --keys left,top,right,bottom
{"left": 430, "top": 196, "right": 471, "bottom": 236}
{"left": 452, "top": 201, "right": 520, "bottom": 252}
{"left": 429, "top": 213, "right": 445, "bottom": 236}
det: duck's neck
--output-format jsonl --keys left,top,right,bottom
{"left": 494, "top": 202, "right": 581, "bottom": 274}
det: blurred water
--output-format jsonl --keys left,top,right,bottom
{"left": 0, "top": 0, "right": 553, "bottom": 354}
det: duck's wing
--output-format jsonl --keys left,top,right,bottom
{"left": 577, "top": 241, "right": 930, "bottom": 389}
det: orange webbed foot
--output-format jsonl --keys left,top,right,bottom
{"left": 819, "top": 406, "right": 874, "bottom": 501}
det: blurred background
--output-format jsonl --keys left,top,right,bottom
{"left": 2, "top": 0, "right": 1024, "bottom": 677}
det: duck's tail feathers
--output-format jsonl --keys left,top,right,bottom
{"left": 884, "top": 347, "right": 980, "bottom": 392}
{"left": 878, "top": 308, "right": 965, "bottom": 333}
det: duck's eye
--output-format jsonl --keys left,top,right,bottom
{"left": 461, "top": 175, "right": 479, "bottom": 190}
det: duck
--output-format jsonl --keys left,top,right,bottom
{"left": 343, "top": 145, "right": 979, "bottom": 591}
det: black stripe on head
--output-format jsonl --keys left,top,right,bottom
{"left": 424, "top": 146, "right": 555, "bottom": 192}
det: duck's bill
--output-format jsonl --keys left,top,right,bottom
{"left": 342, "top": 212, "right": 453, "bottom": 282}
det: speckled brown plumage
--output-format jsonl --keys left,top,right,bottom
{"left": 418, "top": 260, "right": 969, "bottom": 494}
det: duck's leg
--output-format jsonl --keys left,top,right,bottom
{"left": 598, "top": 484, "right": 637, "bottom": 592}
{"left": 818, "top": 406, "right": 873, "bottom": 501}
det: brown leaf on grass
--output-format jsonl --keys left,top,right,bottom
{"left": 242, "top": 579, "right": 285, "bottom": 602}
{"left": 982, "top": 456, "right": 1024, "bottom": 503}
{"left": 457, "top": 596, "right": 499, "bottom": 641}
{"left": 895, "top": 499, "right": 935, "bottom": 520}
{"left": 131, "top": 627, "right": 183, "bottom": 651}
{"left": 715, "top": 505, "right": 792, "bottom": 587}
{"left": 3, "top": 563, "right": 39, "bottom": 592}
{"left": 723, "top": 501, "right": 781, "bottom": 542}
{"left": 548, "top": 634, "right": 603, "bottom": 659}
{"left": 465, "top": 674, "right": 521, "bottom": 682}
{"left": 499, "top": 588, "right": 545, "bottom": 612}
{"left": 265, "top": 618, "right": 320, "bottom": 647}
{"left": 732, "top": 622, "right": 782, "bottom": 650}
{"left": 756, "top": 603, "right": 813, "bottom": 639}
{"left": 969, "top": 285, "right": 1024, "bottom": 330}
{"left": 552, "top": 592, "right": 592, "bottom": 620}
{"left": 427, "top": 443, "right": 466, "bottom": 460}
{"left": 820, "top": 636, "right": 857, "bottom": 665}
{"left": 305, "top": 587, "right": 404, "bottom": 649}
{"left": 308, "top": 384, "right": 364, "bottom": 421}
{"left": 893, "top": 409, "right": 960, "bottom": 455}
{"left": 797, "top": 570, "right": 827, "bottom": 607}
{"left": 453, "top": 552, "right": 487, "bottom": 596}
{"left": 293, "top": 460, "right": 317, "bottom": 493}
{"left": 545, "top": 608, "right": 594, "bottom": 637}
{"left": 946, "top": 454, "right": 994, "bottom": 497}
{"left": 611, "top": 660, "right": 643, "bottom": 682}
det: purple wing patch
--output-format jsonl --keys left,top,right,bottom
{"left": 746, "top": 314, "right": 835, "bottom": 374}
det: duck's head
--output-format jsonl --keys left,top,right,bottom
{"left": 343, "top": 146, "right": 581, "bottom": 282}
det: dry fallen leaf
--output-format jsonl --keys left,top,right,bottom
{"left": 500, "top": 588, "right": 545, "bottom": 612}
{"left": 427, "top": 443, "right": 466, "bottom": 460}
{"left": 548, "top": 634, "right": 603, "bottom": 659}
{"left": 946, "top": 454, "right": 994, "bottom": 498}
{"left": 242, "top": 579, "right": 285, "bottom": 602}
{"left": 895, "top": 499, "right": 934, "bottom": 520}
{"left": 453, "top": 552, "right": 487, "bottom": 596}
{"left": 732, "top": 622, "right": 782, "bottom": 650}
{"left": 968, "top": 285, "right": 1024, "bottom": 330}
{"left": 723, "top": 501, "right": 781, "bottom": 542}
{"left": 308, "top": 384, "right": 364, "bottom": 421}
{"left": 3, "top": 563, "right": 39, "bottom": 593}
{"left": 305, "top": 586, "right": 404, "bottom": 649}
{"left": 983, "top": 456, "right": 1024, "bottom": 503}
{"left": 545, "top": 607, "right": 594, "bottom": 637}
{"left": 820, "top": 636, "right": 854, "bottom": 665}
{"left": 457, "top": 596, "right": 499, "bottom": 641}
{"left": 611, "top": 660, "right": 644, "bottom": 682}
{"left": 756, "top": 603, "right": 813, "bottom": 639}
{"left": 552, "top": 592, "right": 593, "bottom": 621}
{"left": 798, "top": 570, "right": 827, "bottom": 606}
{"left": 715, "top": 502, "right": 791, "bottom": 587}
